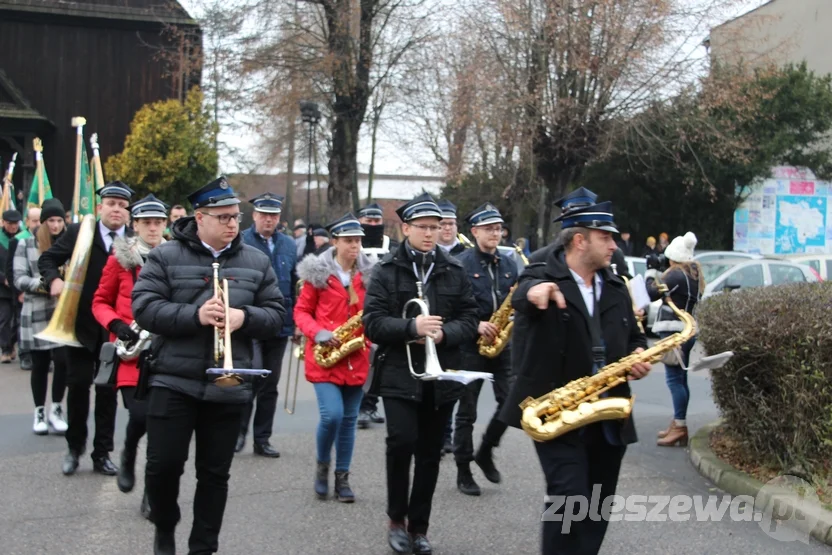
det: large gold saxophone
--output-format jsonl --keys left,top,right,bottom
{"left": 519, "top": 284, "right": 696, "bottom": 442}
{"left": 478, "top": 284, "right": 517, "bottom": 358}
{"left": 312, "top": 311, "right": 367, "bottom": 368}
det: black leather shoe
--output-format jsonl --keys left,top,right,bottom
{"left": 117, "top": 448, "right": 136, "bottom": 492}
{"left": 62, "top": 450, "right": 80, "bottom": 476}
{"left": 92, "top": 456, "right": 118, "bottom": 476}
{"left": 153, "top": 527, "right": 175, "bottom": 555}
{"left": 412, "top": 534, "right": 433, "bottom": 554}
{"left": 357, "top": 411, "right": 371, "bottom": 429}
{"left": 457, "top": 465, "right": 481, "bottom": 496}
{"left": 253, "top": 442, "right": 280, "bottom": 458}
{"left": 368, "top": 409, "right": 385, "bottom": 424}
{"left": 388, "top": 522, "right": 411, "bottom": 554}
{"left": 235, "top": 433, "right": 245, "bottom": 453}
{"left": 140, "top": 490, "right": 152, "bottom": 521}
{"left": 474, "top": 443, "right": 502, "bottom": 484}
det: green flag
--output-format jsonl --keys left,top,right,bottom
{"left": 27, "top": 154, "right": 53, "bottom": 218}
{"left": 75, "top": 145, "right": 95, "bottom": 218}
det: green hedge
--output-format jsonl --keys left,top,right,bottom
{"left": 697, "top": 282, "right": 832, "bottom": 469}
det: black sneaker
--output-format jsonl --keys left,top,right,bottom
{"left": 456, "top": 465, "right": 481, "bottom": 496}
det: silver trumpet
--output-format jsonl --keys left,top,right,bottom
{"left": 403, "top": 281, "right": 493, "bottom": 384}
{"left": 115, "top": 321, "right": 152, "bottom": 361}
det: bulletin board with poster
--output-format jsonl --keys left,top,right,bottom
{"left": 733, "top": 166, "right": 830, "bottom": 255}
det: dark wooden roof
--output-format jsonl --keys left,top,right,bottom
{"left": 0, "top": 0, "right": 197, "bottom": 27}
{"left": 0, "top": 69, "right": 54, "bottom": 134}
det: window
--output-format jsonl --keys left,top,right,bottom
{"left": 723, "top": 264, "right": 764, "bottom": 289}
{"left": 769, "top": 264, "right": 806, "bottom": 285}
{"left": 632, "top": 260, "right": 646, "bottom": 277}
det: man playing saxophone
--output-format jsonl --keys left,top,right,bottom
{"left": 362, "top": 192, "right": 478, "bottom": 555}
{"left": 452, "top": 203, "right": 518, "bottom": 497}
{"left": 499, "top": 189, "right": 651, "bottom": 555}
{"left": 131, "top": 177, "right": 285, "bottom": 555}
{"left": 294, "top": 213, "right": 376, "bottom": 502}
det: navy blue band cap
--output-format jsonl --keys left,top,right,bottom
{"left": 396, "top": 192, "right": 442, "bottom": 222}
{"left": 465, "top": 202, "right": 504, "bottom": 227}
{"left": 326, "top": 213, "right": 365, "bottom": 237}
{"left": 96, "top": 181, "right": 135, "bottom": 201}
{"left": 130, "top": 194, "right": 169, "bottom": 219}
{"left": 187, "top": 176, "right": 241, "bottom": 209}
{"left": 436, "top": 199, "right": 457, "bottom": 219}
{"left": 555, "top": 187, "right": 598, "bottom": 214}
{"left": 358, "top": 203, "right": 383, "bottom": 219}
{"left": 554, "top": 201, "right": 619, "bottom": 233}
{"left": 250, "top": 192, "right": 284, "bottom": 213}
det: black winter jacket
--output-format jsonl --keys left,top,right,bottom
{"left": 362, "top": 241, "right": 479, "bottom": 406}
{"left": 499, "top": 244, "right": 647, "bottom": 446}
{"left": 132, "top": 217, "right": 286, "bottom": 400}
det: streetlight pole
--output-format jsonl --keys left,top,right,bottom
{"left": 299, "top": 101, "right": 321, "bottom": 225}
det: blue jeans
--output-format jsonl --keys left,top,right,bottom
{"left": 313, "top": 382, "right": 364, "bottom": 472}
{"left": 658, "top": 332, "right": 697, "bottom": 420}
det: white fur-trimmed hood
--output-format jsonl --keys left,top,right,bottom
{"left": 296, "top": 247, "right": 377, "bottom": 289}
{"left": 113, "top": 236, "right": 144, "bottom": 270}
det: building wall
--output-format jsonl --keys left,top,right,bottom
{"left": 0, "top": 5, "right": 199, "bottom": 205}
{"left": 710, "top": 0, "right": 832, "bottom": 75}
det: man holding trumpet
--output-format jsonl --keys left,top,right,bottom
{"left": 131, "top": 177, "right": 285, "bottom": 555}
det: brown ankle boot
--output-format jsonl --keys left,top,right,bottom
{"left": 657, "top": 425, "right": 688, "bottom": 447}
{"left": 657, "top": 420, "right": 676, "bottom": 439}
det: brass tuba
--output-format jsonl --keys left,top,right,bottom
{"left": 312, "top": 311, "right": 366, "bottom": 368}
{"left": 35, "top": 214, "right": 96, "bottom": 347}
{"left": 519, "top": 284, "right": 696, "bottom": 442}
{"left": 477, "top": 284, "right": 517, "bottom": 359}
{"left": 114, "top": 321, "right": 152, "bottom": 361}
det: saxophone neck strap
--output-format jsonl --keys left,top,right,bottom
{"left": 590, "top": 277, "right": 605, "bottom": 366}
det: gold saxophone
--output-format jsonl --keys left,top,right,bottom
{"left": 312, "top": 310, "right": 366, "bottom": 368}
{"left": 477, "top": 284, "right": 517, "bottom": 358}
{"left": 519, "top": 284, "right": 696, "bottom": 442}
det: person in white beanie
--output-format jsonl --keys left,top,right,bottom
{"left": 646, "top": 231, "right": 705, "bottom": 447}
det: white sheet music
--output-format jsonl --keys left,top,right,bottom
{"left": 629, "top": 274, "right": 652, "bottom": 310}
{"left": 425, "top": 370, "right": 494, "bottom": 385}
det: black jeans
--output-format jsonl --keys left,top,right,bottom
{"left": 535, "top": 424, "right": 626, "bottom": 555}
{"left": 0, "top": 297, "right": 13, "bottom": 353}
{"left": 30, "top": 348, "right": 67, "bottom": 406}
{"left": 383, "top": 383, "right": 454, "bottom": 536}
{"left": 239, "top": 337, "right": 288, "bottom": 443}
{"left": 120, "top": 387, "right": 148, "bottom": 453}
{"left": 65, "top": 346, "right": 117, "bottom": 458}
{"left": 361, "top": 392, "right": 380, "bottom": 413}
{"left": 145, "top": 387, "right": 243, "bottom": 554}
{"left": 453, "top": 349, "right": 514, "bottom": 464}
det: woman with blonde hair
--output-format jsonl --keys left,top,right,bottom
{"left": 14, "top": 198, "right": 69, "bottom": 435}
{"left": 647, "top": 231, "right": 705, "bottom": 447}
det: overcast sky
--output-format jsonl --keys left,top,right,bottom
{"left": 178, "top": 0, "right": 769, "bottom": 178}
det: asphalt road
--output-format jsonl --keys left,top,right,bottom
{"left": 0, "top": 344, "right": 829, "bottom": 554}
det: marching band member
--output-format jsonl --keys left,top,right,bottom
{"left": 435, "top": 200, "right": 466, "bottom": 256}
{"left": 294, "top": 213, "right": 375, "bottom": 502}
{"left": 237, "top": 192, "right": 298, "bottom": 458}
{"left": 499, "top": 190, "right": 650, "bottom": 555}
{"left": 92, "top": 194, "right": 168, "bottom": 518}
{"left": 453, "top": 203, "right": 518, "bottom": 496}
{"left": 363, "top": 192, "right": 478, "bottom": 555}
{"left": 40, "top": 182, "right": 135, "bottom": 476}
{"left": 132, "top": 177, "right": 285, "bottom": 555}
{"left": 14, "top": 199, "right": 68, "bottom": 435}
{"left": 356, "top": 202, "right": 395, "bottom": 429}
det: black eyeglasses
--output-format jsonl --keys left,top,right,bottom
{"left": 201, "top": 212, "right": 242, "bottom": 225}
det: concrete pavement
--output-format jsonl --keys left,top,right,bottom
{"left": 0, "top": 347, "right": 829, "bottom": 554}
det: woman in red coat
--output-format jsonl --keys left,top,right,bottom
{"left": 92, "top": 194, "right": 168, "bottom": 514}
{"left": 295, "top": 213, "right": 375, "bottom": 502}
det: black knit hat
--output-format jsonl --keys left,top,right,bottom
{"left": 40, "top": 198, "right": 66, "bottom": 223}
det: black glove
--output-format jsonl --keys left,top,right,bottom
{"left": 110, "top": 320, "right": 139, "bottom": 343}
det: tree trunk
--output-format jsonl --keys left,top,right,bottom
{"left": 367, "top": 103, "right": 382, "bottom": 203}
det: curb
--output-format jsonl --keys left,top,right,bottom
{"left": 690, "top": 420, "right": 832, "bottom": 545}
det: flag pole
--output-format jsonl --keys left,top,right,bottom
{"left": 0, "top": 153, "right": 14, "bottom": 213}
{"left": 33, "top": 138, "right": 44, "bottom": 206}
{"left": 71, "top": 117, "right": 86, "bottom": 223}
{"left": 90, "top": 133, "right": 104, "bottom": 218}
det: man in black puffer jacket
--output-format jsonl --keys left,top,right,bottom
{"left": 363, "top": 192, "right": 478, "bottom": 555}
{"left": 132, "top": 177, "right": 285, "bottom": 555}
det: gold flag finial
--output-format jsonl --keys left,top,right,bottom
{"left": 71, "top": 116, "right": 86, "bottom": 128}
{"left": 33, "top": 138, "right": 43, "bottom": 153}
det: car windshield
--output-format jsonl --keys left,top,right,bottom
{"left": 700, "top": 259, "right": 745, "bottom": 284}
